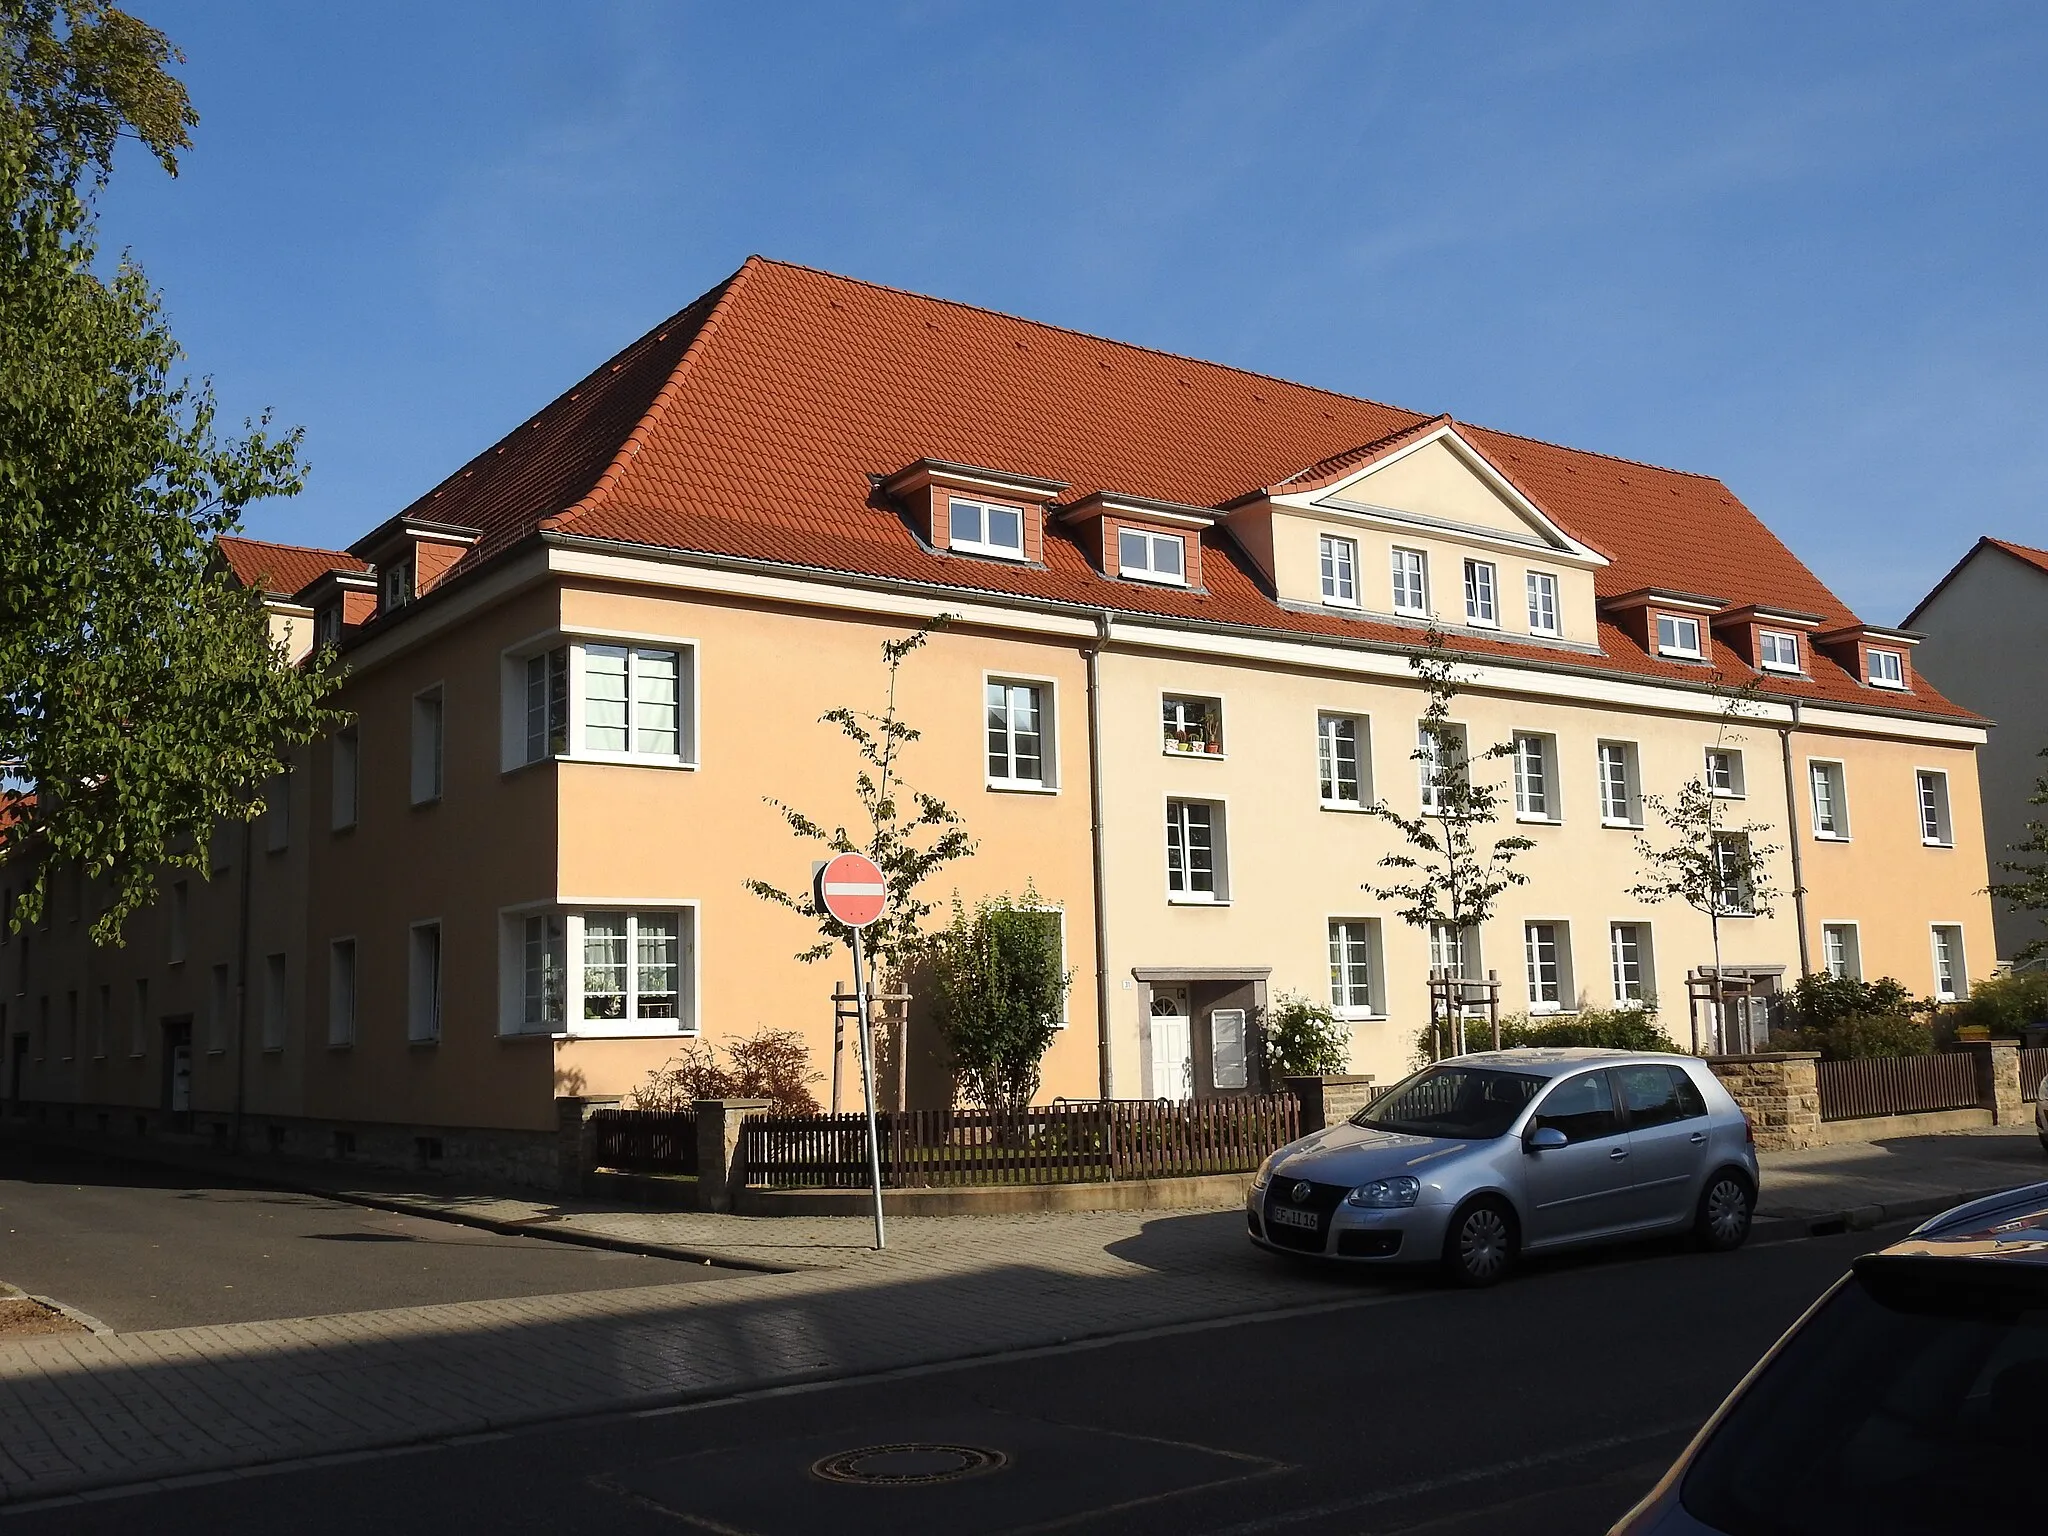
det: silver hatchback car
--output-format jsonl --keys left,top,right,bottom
{"left": 1248, "top": 1048, "right": 1760, "bottom": 1285}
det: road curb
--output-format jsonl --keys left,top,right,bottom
{"left": 1750, "top": 1184, "right": 2020, "bottom": 1245}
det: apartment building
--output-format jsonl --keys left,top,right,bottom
{"left": 0, "top": 257, "right": 1994, "bottom": 1180}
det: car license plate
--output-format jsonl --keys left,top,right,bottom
{"left": 1269, "top": 1205, "right": 1319, "bottom": 1231}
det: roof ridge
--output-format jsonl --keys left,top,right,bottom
{"left": 218, "top": 533, "right": 359, "bottom": 559}
{"left": 745, "top": 255, "right": 1426, "bottom": 419}
{"left": 548, "top": 260, "right": 754, "bottom": 536}
{"left": 1986, "top": 534, "right": 2048, "bottom": 560}
{"left": 1460, "top": 420, "right": 1727, "bottom": 484}
{"left": 1269, "top": 412, "right": 1451, "bottom": 492}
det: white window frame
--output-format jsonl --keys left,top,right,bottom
{"left": 1513, "top": 733, "right": 1558, "bottom": 822}
{"left": 1524, "top": 921, "right": 1573, "bottom": 1014}
{"left": 1609, "top": 922, "right": 1655, "bottom": 1005}
{"left": 1758, "top": 629, "right": 1802, "bottom": 673}
{"left": 381, "top": 558, "right": 414, "bottom": 611}
{"left": 1165, "top": 798, "right": 1228, "bottom": 904}
{"left": 985, "top": 674, "right": 1056, "bottom": 792}
{"left": 1704, "top": 747, "right": 1746, "bottom": 799}
{"left": 1319, "top": 534, "right": 1359, "bottom": 607}
{"left": 411, "top": 685, "right": 444, "bottom": 806}
{"left": 1712, "top": 831, "right": 1757, "bottom": 916}
{"left": 1916, "top": 770, "right": 1953, "bottom": 847}
{"left": 501, "top": 630, "right": 700, "bottom": 773}
{"left": 408, "top": 920, "right": 443, "bottom": 1045}
{"left": 1821, "top": 922, "right": 1862, "bottom": 981}
{"left": 948, "top": 496, "right": 1028, "bottom": 562}
{"left": 497, "top": 901, "right": 700, "bottom": 1039}
{"left": 1161, "top": 693, "right": 1225, "bottom": 757}
{"left": 1316, "top": 712, "right": 1370, "bottom": 809}
{"left": 328, "top": 937, "right": 357, "bottom": 1049}
{"left": 1418, "top": 721, "right": 1468, "bottom": 815}
{"left": 1656, "top": 613, "right": 1704, "bottom": 659}
{"left": 1930, "top": 924, "right": 1967, "bottom": 1002}
{"left": 1867, "top": 648, "right": 1906, "bottom": 689}
{"left": 1463, "top": 560, "right": 1499, "bottom": 628}
{"left": 1391, "top": 548, "right": 1429, "bottom": 617}
{"left": 1526, "top": 570, "right": 1560, "bottom": 636}
{"left": 1808, "top": 759, "right": 1850, "bottom": 841}
{"left": 1118, "top": 527, "right": 1187, "bottom": 586}
{"left": 1429, "top": 922, "right": 1485, "bottom": 1015}
{"left": 261, "top": 952, "right": 287, "bottom": 1053}
{"left": 331, "top": 727, "right": 359, "bottom": 831}
{"left": 1596, "top": 740, "right": 1641, "bottom": 827}
{"left": 1327, "top": 917, "right": 1384, "bottom": 1019}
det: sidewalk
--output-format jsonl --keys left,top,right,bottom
{"left": 0, "top": 1125, "right": 2040, "bottom": 1508}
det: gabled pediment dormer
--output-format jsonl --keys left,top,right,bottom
{"left": 349, "top": 515, "right": 481, "bottom": 620}
{"left": 881, "top": 459, "right": 1069, "bottom": 566}
{"left": 1057, "top": 491, "right": 1219, "bottom": 590}
{"left": 1224, "top": 417, "right": 1607, "bottom": 645}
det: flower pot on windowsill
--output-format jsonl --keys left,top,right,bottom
{"left": 1203, "top": 742, "right": 1221, "bottom": 755}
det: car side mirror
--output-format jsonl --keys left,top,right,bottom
{"left": 1525, "top": 1126, "right": 1567, "bottom": 1153}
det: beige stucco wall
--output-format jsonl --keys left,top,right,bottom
{"left": 1909, "top": 549, "right": 2048, "bottom": 963}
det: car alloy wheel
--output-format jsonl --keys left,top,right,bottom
{"left": 1448, "top": 1203, "right": 1513, "bottom": 1287}
{"left": 1699, "top": 1176, "right": 1753, "bottom": 1251}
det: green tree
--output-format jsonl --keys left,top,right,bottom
{"left": 2, "top": 2, "right": 340, "bottom": 943}
{"left": 1988, "top": 747, "right": 2048, "bottom": 963}
{"left": 926, "top": 888, "right": 1071, "bottom": 1113}
{"left": 746, "top": 622, "right": 976, "bottom": 993}
{"left": 1364, "top": 627, "right": 1534, "bottom": 1052}
{"left": 1629, "top": 681, "right": 1782, "bottom": 1049}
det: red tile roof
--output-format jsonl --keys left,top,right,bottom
{"left": 1985, "top": 536, "right": 2048, "bottom": 578}
{"left": 217, "top": 536, "right": 367, "bottom": 598}
{"left": 374, "top": 256, "right": 1975, "bottom": 722}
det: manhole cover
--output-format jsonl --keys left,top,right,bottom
{"left": 810, "top": 1443, "right": 1008, "bottom": 1487}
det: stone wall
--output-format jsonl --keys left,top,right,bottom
{"left": 1285, "top": 1074, "right": 1378, "bottom": 1134}
{"left": 1704, "top": 1052, "right": 1823, "bottom": 1152}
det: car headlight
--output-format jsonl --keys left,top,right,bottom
{"left": 1345, "top": 1176, "right": 1420, "bottom": 1208}
{"left": 1252, "top": 1154, "right": 1279, "bottom": 1191}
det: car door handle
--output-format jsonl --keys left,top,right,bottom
{"left": 1689, "top": 1132, "right": 1707, "bottom": 1144}
{"left": 1608, "top": 1147, "right": 1629, "bottom": 1160}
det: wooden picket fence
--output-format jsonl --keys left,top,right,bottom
{"left": 1814, "top": 1054, "right": 1980, "bottom": 1122}
{"left": 586, "top": 1107, "right": 699, "bottom": 1174}
{"left": 2022, "top": 1047, "right": 2048, "bottom": 1103}
{"left": 740, "top": 1094, "right": 1301, "bottom": 1189}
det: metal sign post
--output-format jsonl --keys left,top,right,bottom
{"left": 815, "top": 852, "right": 888, "bottom": 1251}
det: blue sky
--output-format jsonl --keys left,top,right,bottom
{"left": 99, "top": 1, "right": 2048, "bottom": 623}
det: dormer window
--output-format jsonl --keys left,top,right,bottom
{"left": 948, "top": 497, "right": 1026, "bottom": 561}
{"left": 1656, "top": 614, "right": 1703, "bottom": 659}
{"left": 1526, "top": 571, "right": 1559, "bottom": 636}
{"left": 1391, "top": 548, "right": 1429, "bottom": 616}
{"left": 1868, "top": 649, "right": 1905, "bottom": 689}
{"left": 381, "top": 558, "right": 414, "bottom": 611}
{"left": 315, "top": 605, "right": 341, "bottom": 649}
{"left": 1463, "top": 560, "right": 1498, "bottom": 627}
{"left": 1319, "top": 535, "right": 1358, "bottom": 606}
{"left": 1758, "top": 630, "right": 1801, "bottom": 673}
{"left": 1119, "top": 528, "right": 1185, "bottom": 585}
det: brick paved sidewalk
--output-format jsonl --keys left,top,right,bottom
{"left": 1, "top": 1126, "right": 2040, "bottom": 1507}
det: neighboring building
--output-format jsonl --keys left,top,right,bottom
{"left": 0, "top": 258, "right": 1997, "bottom": 1182}
{"left": 1907, "top": 536, "right": 2048, "bottom": 963}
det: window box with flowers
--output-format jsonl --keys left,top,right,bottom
{"left": 1162, "top": 695, "right": 1224, "bottom": 757}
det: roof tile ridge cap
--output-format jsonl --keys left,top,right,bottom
{"left": 1986, "top": 534, "right": 2048, "bottom": 561}
{"left": 545, "top": 258, "right": 759, "bottom": 535}
{"left": 747, "top": 255, "right": 1424, "bottom": 416}
{"left": 1459, "top": 420, "right": 1726, "bottom": 484}
{"left": 217, "top": 533, "right": 359, "bottom": 560}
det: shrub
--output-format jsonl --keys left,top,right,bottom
{"left": 1414, "top": 1005, "right": 1674, "bottom": 1062}
{"left": 1258, "top": 992, "right": 1352, "bottom": 1080}
{"left": 1769, "top": 1012, "right": 1934, "bottom": 1061}
{"left": 926, "top": 887, "right": 1073, "bottom": 1113}
{"left": 630, "top": 1027, "right": 823, "bottom": 1114}
{"left": 1786, "top": 972, "right": 1917, "bottom": 1032}
{"left": 1949, "top": 969, "right": 2048, "bottom": 1038}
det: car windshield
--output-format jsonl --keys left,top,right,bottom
{"left": 1681, "top": 1256, "right": 2048, "bottom": 1533}
{"left": 1351, "top": 1066, "right": 1543, "bottom": 1140}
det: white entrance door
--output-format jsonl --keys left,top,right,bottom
{"left": 1149, "top": 1010, "right": 1193, "bottom": 1101}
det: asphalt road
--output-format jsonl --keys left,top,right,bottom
{"left": 0, "top": 1141, "right": 720, "bottom": 1329}
{"left": 2, "top": 1222, "right": 1891, "bottom": 1535}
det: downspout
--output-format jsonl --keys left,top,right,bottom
{"left": 1778, "top": 700, "right": 1811, "bottom": 978}
{"left": 1085, "top": 611, "right": 1115, "bottom": 1099}
{"left": 231, "top": 803, "right": 254, "bottom": 1154}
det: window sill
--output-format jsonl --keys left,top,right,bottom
{"left": 1707, "top": 790, "right": 1745, "bottom": 800}
{"left": 1657, "top": 648, "right": 1706, "bottom": 662}
{"left": 1319, "top": 800, "right": 1371, "bottom": 813}
{"left": 1866, "top": 680, "right": 1908, "bottom": 692}
{"left": 1760, "top": 665, "right": 1805, "bottom": 677}
{"left": 1600, "top": 817, "right": 1643, "bottom": 830}
{"left": 261, "top": 1046, "right": 284, "bottom": 1056}
{"left": 327, "top": 1042, "right": 354, "bottom": 1052}
{"left": 1514, "top": 814, "right": 1562, "bottom": 826}
{"left": 1922, "top": 838, "right": 1954, "bottom": 849}
{"left": 949, "top": 541, "right": 1030, "bottom": 563}
{"left": 1321, "top": 596, "right": 1360, "bottom": 610}
{"left": 1119, "top": 570, "right": 1188, "bottom": 588}
{"left": 1162, "top": 747, "right": 1226, "bottom": 760}
{"left": 410, "top": 796, "right": 441, "bottom": 810}
{"left": 1528, "top": 628, "right": 1562, "bottom": 641}
{"left": 1333, "top": 1008, "right": 1384, "bottom": 1022}
{"left": 408, "top": 1038, "right": 441, "bottom": 1049}
{"left": 206, "top": 1048, "right": 226, "bottom": 1057}
{"left": 1466, "top": 617, "right": 1500, "bottom": 631}
{"left": 331, "top": 822, "right": 357, "bottom": 835}
{"left": 986, "top": 780, "right": 1057, "bottom": 795}
{"left": 556, "top": 752, "right": 699, "bottom": 772}
{"left": 1392, "top": 607, "right": 1431, "bottom": 622}
{"left": 1167, "top": 895, "right": 1230, "bottom": 906}
{"left": 1813, "top": 832, "right": 1851, "bottom": 843}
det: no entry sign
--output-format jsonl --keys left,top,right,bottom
{"left": 815, "top": 852, "right": 886, "bottom": 929}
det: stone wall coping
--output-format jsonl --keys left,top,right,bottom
{"left": 1945, "top": 1038, "right": 2020, "bottom": 1051}
{"left": 695, "top": 1097, "right": 774, "bottom": 1111}
{"left": 1704, "top": 1051, "right": 1820, "bottom": 1064}
{"left": 1284, "top": 1073, "right": 1376, "bottom": 1087}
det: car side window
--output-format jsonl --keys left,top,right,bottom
{"left": 1530, "top": 1071, "right": 1622, "bottom": 1144}
{"left": 1617, "top": 1064, "right": 1686, "bottom": 1129}
{"left": 1668, "top": 1066, "right": 1708, "bottom": 1120}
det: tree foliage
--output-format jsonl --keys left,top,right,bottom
{"left": 1363, "top": 626, "right": 1533, "bottom": 935}
{"left": 926, "top": 888, "right": 1070, "bottom": 1113}
{"left": 2, "top": 2, "right": 340, "bottom": 944}
{"left": 746, "top": 622, "right": 976, "bottom": 987}
{"left": 1988, "top": 746, "right": 2048, "bottom": 963}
